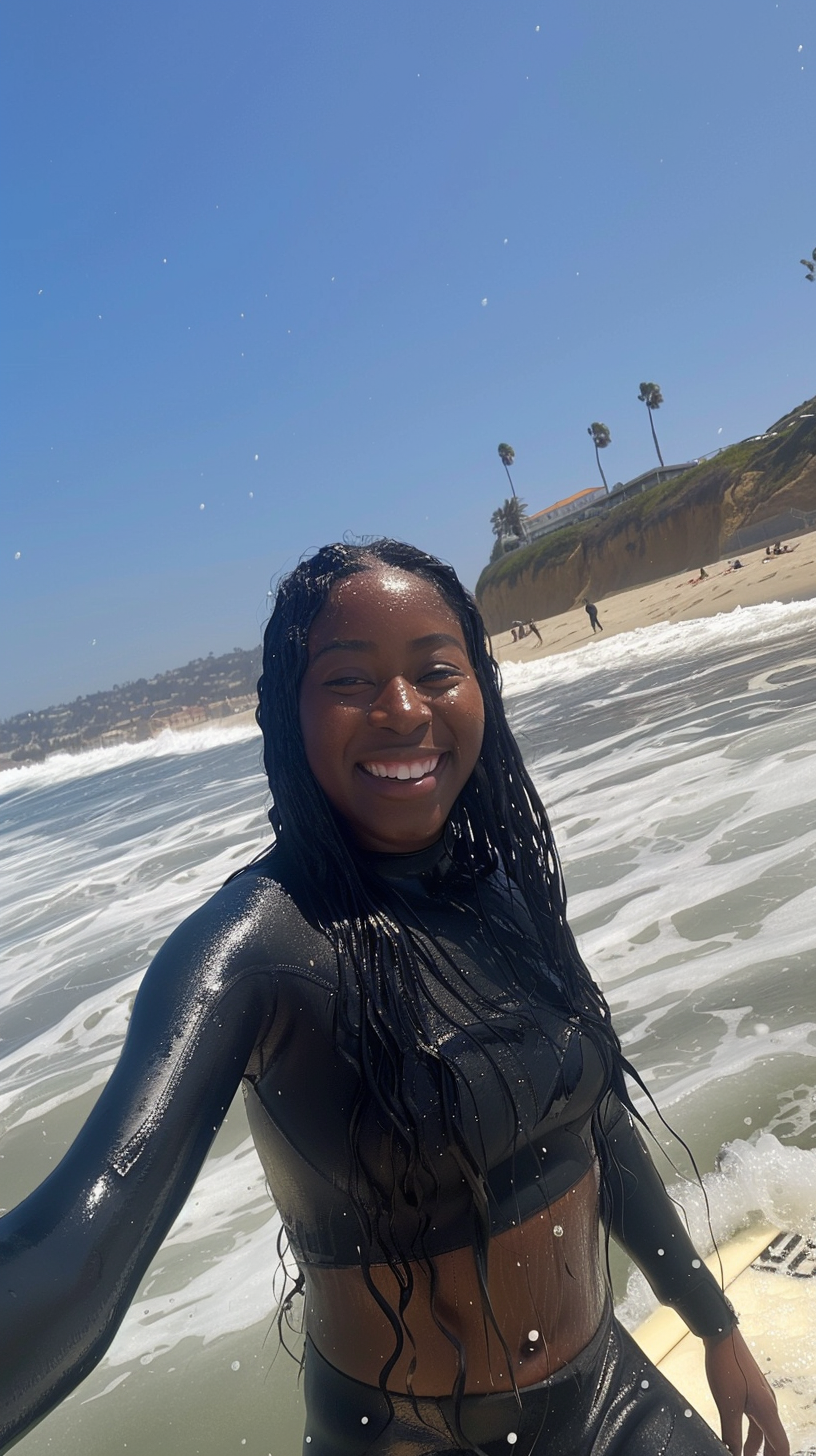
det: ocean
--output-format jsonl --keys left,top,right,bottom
{"left": 2, "top": 599, "right": 816, "bottom": 1455}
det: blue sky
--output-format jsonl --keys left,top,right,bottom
{"left": 2, "top": 0, "right": 813, "bottom": 717}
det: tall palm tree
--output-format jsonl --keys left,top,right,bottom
{"left": 801, "top": 247, "right": 816, "bottom": 283}
{"left": 497, "top": 443, "right": 518, "bottom": 499}
{"left": 587, "top": 422, "right": 611, "bottom": 492}
{"left": 637, "top": 383, "right": 665, "bottom": 467}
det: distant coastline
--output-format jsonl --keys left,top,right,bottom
{"left": 0, "top": 646, "right": 262, "bottom": 771}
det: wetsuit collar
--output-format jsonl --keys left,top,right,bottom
{"left": 356, "top": 830, "right": 453, "bottom": 883}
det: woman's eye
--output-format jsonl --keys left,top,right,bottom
{"left": 421, "top": 665, "right": 460, "bottom": 684}
{"left": 324, "top": 675, "right": 370, "bottom": 689}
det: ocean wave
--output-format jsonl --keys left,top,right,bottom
{"left": 0, "top": 719, "right": 261, "bottom": 798}
{"left": 499, "top": 597, "right": 816, "bottom": 697}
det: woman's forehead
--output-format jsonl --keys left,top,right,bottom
{"left": 316, "top": 566, "right": 459, "bottom": 631}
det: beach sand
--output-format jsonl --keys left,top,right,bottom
{"left": 491, "top": 533, "right": 816, "bottom": 665}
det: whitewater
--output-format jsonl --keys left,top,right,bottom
{"left": 2, "top": 598, "right": 815, "bottom": 1455}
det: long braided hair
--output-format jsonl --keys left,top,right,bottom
{"left": 255, "top": 540, "right": 630, "bottom": 1418}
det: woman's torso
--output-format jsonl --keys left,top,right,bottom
{"left": 240, "top": 844, "right": 613, "bottom": 1392}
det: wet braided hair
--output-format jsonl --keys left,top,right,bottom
{"left": 255, "top": 540, "right": 629, "bottom": 1426}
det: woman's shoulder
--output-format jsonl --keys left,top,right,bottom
{"left": 155, "top": 843, "right": 333, "bottom": 993}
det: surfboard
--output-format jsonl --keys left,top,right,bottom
{"left": 630, "top": 1225, "right": 816, "bottom": 1453}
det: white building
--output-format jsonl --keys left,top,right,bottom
{"left": 524, "top": 486, "right": 607, "bottom": 542}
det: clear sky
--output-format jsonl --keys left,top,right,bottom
{"left": 2, "top": 0, "right": 813, "bottom": 718}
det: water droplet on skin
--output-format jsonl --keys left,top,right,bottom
{"left": 231, "top": 1360, "right": 240, "bottom": 1371}
{"left": 528, "top": 1329, "right": 540, "bottom": 1342}
{"left": 691, "top": 1259, "right": 701, "bottom": 1268}
{"left": 507, "top": 1435, "right": 518, "bottom": 1446}
{"left": 553, "top": 1225, "right": 564, "bottom": 1237}
{"left": 684, "top": 1410, "right": 692, "bottom": 1418}
{"left": 641, "top": 1379, "right": 649, "bottom": 1389}
{"left": 361, "top": 1417, "right": 369, "bottom": 1425}
{"left": 657, "top": 1248, "right": 664, "bottom": 1255}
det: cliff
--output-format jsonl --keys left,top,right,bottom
{"left": 475, "top": 397, "right": 816, "bottom": 633}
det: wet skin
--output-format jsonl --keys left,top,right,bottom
{"left": 298, "top": 569, "right": 605, "bottom": 1392}
{"left": 304, "top": 1166, "right": 606, "bottom": 1395}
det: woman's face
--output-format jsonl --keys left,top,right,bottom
{"left": 299, "top": 566, "right": 485, "bottom": 854}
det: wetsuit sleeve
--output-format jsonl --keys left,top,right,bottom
{"left": 0, "top": 877, "right": 275, "bottom": 1452}
{"left": 600, "top": 1094, "right": 737, "bottom": 1341}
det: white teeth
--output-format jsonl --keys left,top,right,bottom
{"left": 361, "top": 755, "right": 440, "bottom": 780}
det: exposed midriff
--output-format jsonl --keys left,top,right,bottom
{"left": 303, "top": 1162, "right": 606, "bottom": 1395}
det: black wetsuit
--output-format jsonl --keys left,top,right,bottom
{"left": 585, "top": 603, "right": 603, "bottom": 633}
{"left": 0, "top": 838, "right": 732, "bottom": 1454}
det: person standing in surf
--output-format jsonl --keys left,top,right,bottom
{"left": 0, "top": 541, "right": 788, "bottom": 1456}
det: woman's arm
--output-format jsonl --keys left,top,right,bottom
{"left": 0, "top": 874, "right": 275, "bottom": 1452}
{"left": 601, "top": 1095, "right": 789, "bottom": 1456}
{"left": 600, "top": 1094, "right": 736, "bottom": 1338}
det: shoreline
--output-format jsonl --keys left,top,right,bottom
{"left": 490, "top": 533, "right": 816, "bottom": 665}
{"left": 4, "top": 536, "right": 815, "bottom": 771}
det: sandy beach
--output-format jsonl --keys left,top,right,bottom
{"left": 168, "top": 532, "right": 816, "bottom": 741}
{"left": 491, "top": 532, "right": 816, "bottom": 665}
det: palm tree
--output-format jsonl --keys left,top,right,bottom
{"left": 638, "top": 383, "right": 665, "bottom": 467}
{"left": 587, "top": 422, "right": 611, "bottom": 492}
{"left": 497, "top": 443, "right": 518, "bottom": 499}
{"left": 801, "top": 247, "right": 816, "bottom": 283}
{"left": 503, "top": 494, "right": 527, "bottom": 537}
{"left": 491, "top": 505, "right": 508, "bottom": 540}
{"left": 490, "top": 497, "right": 528, "bottom": 543}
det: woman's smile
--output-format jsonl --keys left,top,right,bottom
{"left": 298, "top": 566, "right": 485, "bottom": 853}
{"left": 358, "top": 752, "right": 443, "bottom": 781}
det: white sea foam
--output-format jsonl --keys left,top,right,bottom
{"left": 618, "top": 1132, "right": 816, "bottom": 1330}
{"left": 0, "top": 719, "right": 260, "bottom": 798}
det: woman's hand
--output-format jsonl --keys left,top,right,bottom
{"left": 703, "top": 1327, "right": 790, "bottom": 1456}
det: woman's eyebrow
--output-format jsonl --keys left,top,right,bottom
{"left": 408, "top": 633, "right": 465, "bottom": 651}
{"left": 311, "top": 632, "right": 466, "bottom": 665}
{"left": 311, "top": 638, "right": 375, "bottom": 662}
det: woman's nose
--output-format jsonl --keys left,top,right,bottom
{"left": 367, "top": 676, "right": 431, "bottom": 730}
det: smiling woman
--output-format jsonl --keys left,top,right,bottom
{"left": 0, "top": 541, "right": 788, "bottom": 1456}
{"left": 298, "top": 568, "right": 485, "bottom": 853}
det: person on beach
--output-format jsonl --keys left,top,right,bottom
{"left": 0, "top": 540, "right": 788, "bottom": 1456}
{"left": 584, "top": 598, "right": 603, "bottom": 633}
{"left": 525, "top": 619, "right": 543, "bottom": 646}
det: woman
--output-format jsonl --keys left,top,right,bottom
{"left": 0, "top": 541, "right": 788, "bottom": 1456}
